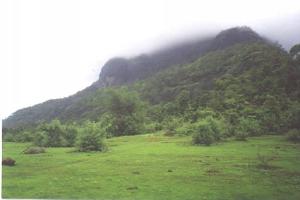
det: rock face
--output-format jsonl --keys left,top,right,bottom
{"left": 96, "top": 26, "right": 264, "bottom": 87}
{"left": 210, "top": 26, "right": 264, "bottom": 50}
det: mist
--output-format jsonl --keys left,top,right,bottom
{"left": 1, "top": 0, "right": 300, "bottom": 119}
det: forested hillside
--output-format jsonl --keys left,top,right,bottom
{"left": 3, "top": 26, "right": 300, "bottom": 145}
{"left": 3, "top": 26, "right": 267, "bottom": 129}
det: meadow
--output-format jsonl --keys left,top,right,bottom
{"left": 2, "top": 134, "right": 300, "bottom": 200}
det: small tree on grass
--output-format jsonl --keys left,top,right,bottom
{"left": 192, "top": 126, "right": 215, "bottom": 145}
{"left": 63, "top": 125, "right": 78, "bottom": 147}
{"left": 104, "top": 88, "right": 145, "bottom": 136}
{"left": 77, "top": 121, "right": 106, "bottom": 152}
{"left": 192, "top": 116, "right": 225, "bottom": 146}
{"left": 38, "top": 119, "right": 65, "bottom": 147}
{"left": 33, "top": 131, "right": 48, "bottom": 147}
{"left": 234, "top": 117, "right": 262, "bottom": 141}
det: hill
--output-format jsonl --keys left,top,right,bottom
{"left": 3, "top": 26, "right": 273, "bottom": 129}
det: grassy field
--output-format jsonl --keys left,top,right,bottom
{"left": 2, "top": 134, "right": 300, "bottom": 200}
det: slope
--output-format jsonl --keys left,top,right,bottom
{"left": 2, "top": 26, "right": 285, "bottom": 129}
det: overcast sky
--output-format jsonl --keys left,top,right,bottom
{"left": 1, "top": 0, "right": 300, "bottom": 119}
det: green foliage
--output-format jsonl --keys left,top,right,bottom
{"left": 144, "top": 122, "right": 163, "bottom": 133}
{"left": 163, "top": 117, "right": 182, "bottom": 136}
{"left": 77, "top": 121, "right": 106, "bottom": 152}
{"left": 7, "top": 131, "right": 35, "bottom": 143}
{"left": 63, "top": 125, "right": 78, "bottom": 147}
{"left": 286, "top": 129, "right": 300, "bottom": 143}
{"left": 175, "top": 123, "right": 195, "bottom": 136}
{"left": 237, "top": 117, "right": 262, "bottom": 136}
{"left": 192, "top": 123, "right": 215, "bottom": 146}
{"left": 290, "top": 44, "right": 300, "bottom": 57}
{"left": 235, "top": 131, "right": 248, "bottom": 141}
{"left": 104, "top": 88, "right": 145, "bottom": 136}
{"left": 33, "top": 131, "right": 48, "bottom": 147}
{"left": 23, "top": 147, "right": 46, "bottom": 154}
{"left": 285, "top": 101, "right": 300, "bottom": 130}
{"left": 3, "top": 133, "right": 15, "bottom": 142}
{"left": 38, "top": 119, "right": 65, "bottom": 147}
{"left": 192, "top": 116, "right": 225, "bottom": 145}
{"left": 4, "top": 42, "right": 300, "bottom": 143}
{"left": 175, "top": 90, "right": 191, "bottom": 113}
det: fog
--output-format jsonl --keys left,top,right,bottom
{"left": 1, "top": 0, "right": 300, "bottom": 119}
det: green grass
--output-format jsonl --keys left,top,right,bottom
{"left": 2, "top": 134, "right": 300, "bottom": 200}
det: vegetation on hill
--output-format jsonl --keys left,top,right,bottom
{"left": 2, "top": 26, "right": 272, "bottom": 129}
{"left": 2, "top": 27, "right": 300, "bottom": 146}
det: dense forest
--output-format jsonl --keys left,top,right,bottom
{"left": 3, "top": 26, "right": 300, "bottom": 149}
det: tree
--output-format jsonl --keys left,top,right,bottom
{"left": 192, "top": 116, "right": 225, "bottom": 145}
{"left": 38, "top": 119, "right": 65, "bottom": 147}
{"left": 290, "top": 44, "right": 300, "bottom": 60}
{"left": 63, "top": 125, "right": 78, "bottom": 147}
{"left": 77, "top": 121, "right": 106, "bottom": 152}
{"left": 105, "top": 88, "right": 145, "bottom": 136}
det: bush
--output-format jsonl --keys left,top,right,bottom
{"left": 286, "top": 129, "right": 300, "bottom": 143}
{"left": 63, "top": 126, "right": 78, "bottom": 147}
{"left": 175, "top": 123, "right": 194, "bottom": 136}
{"left": 192, "top": 117, "right": 224, "bottom": 145}
{"left": 23, "top": 147, "right": 46, "bottom": 154}
{"left": 2, "top": 158, "right": 16, "bottom": 166}
{"left": 235, "top": 131, "right": 248, "bottom": 141}
{"left": 163, "top": 117, "right": 182, "bottom": 136}
{"left": 38, "top": 119, "right": 66, "bottom": 147}
{"left": 192, "top": 128, "right": 215, "bottom": 146}
{"left": 3, "top": 133, "right": 15, "bottom": 142}
{"left": 33, "top": 131, "right": 48, "bottom": 147}
{"left": 233, "top": 117, "right": 262, "bottom": 141}
{"left": 145, "top": 122, "right": 163, "bottom": 133}
{"left": 77, "top": 121, "right": 106, "bottom": 152}
{"left": 104, "top": 88, "right": 145, "bottom": 136}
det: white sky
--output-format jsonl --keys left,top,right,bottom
{"left": 1, "top": 0, "right": 300, "bottom": 119}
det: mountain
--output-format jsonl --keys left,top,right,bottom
{"left": 3, "top": 26, "right": 298, "bottom": 129}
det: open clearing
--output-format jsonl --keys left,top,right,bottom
{"left": 2, "top": 134, "right": 300, "bottom": 199}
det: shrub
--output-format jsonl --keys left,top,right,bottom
{"left": 33, "top": 131, "right": 48, "bottom": 147}
{"left": 286, "top": 129, "right": 300, "bottom": 143}
{"left": 23, "top": 147, "right": 46, "bottom": 154}
{"left": 77, "top": 121, "right": 106, "bottom": 152}
{"left": 235, "top": 131, "right": 248, "bottom": 141}
{"left": 192, "top": 128, "right": 215, "bottom": 146}
{"left": 176, "top": 123, "right": 194, "bottom": 136}
{"left": 63, "top": 126, "right": 78, "bottom": 147}
{"left": 3, "top": 133, "right": 15, "bottom": 142}
{"left": 145, "top": 122, "right": 163, "bottom": 133}
{"left": 205, "top": 116, "right": 226, "bottom": 140}
{"left": 20, "top": 131, "right": 34, "bottom": 142}
{"left": 192, "top": 117, "right": 224, "bottom": 146}
{"left": 163, "top": 117, "right": 182, "bottom": 136}
{"left": 2, "top": 158, "right": 16, "bottom": 166}
{"left": 233, "top": 117, "right": 262, "bottom": 141}
{"left": 104, "top": 88, "right": 145, "bottom": 136}
{"left": 38, "top": 119, "right": 66, "bottom": 147}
